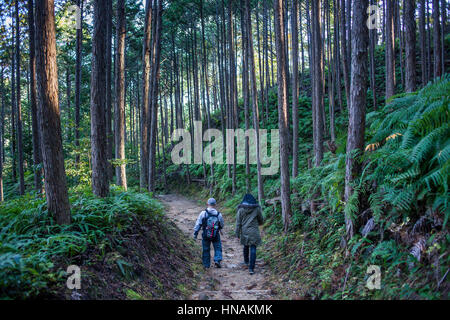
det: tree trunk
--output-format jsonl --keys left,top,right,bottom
{"left": 200, "top": 0, "right": 214, "bottom": 192}
{"left": 241, "top": 4, "right": 251, "bottom": 193}
{"left": 140, "top": 0, "right": 152, "bottom": 189}
{"left": 35, "top": 0, "right": 71, "bottom": 224}
{"left": 344, "top": 0, "right": 369, "bottom": 239}
{"left": 245, "top": 0, "right": 264, "bottom": 204}
{"left": 11, "top": 6, "right": 16, "bottom": 183}
{"left": 405, "top": 0, "right": 417, "bottom": 92}
{"left": 385, "top": 0, "right": 396, "bottom": 99}
{"left": 291, "top": 0, "right": 299, "bottom": 177}
{"left": 16, "top": 0, "right": 25, "bottom": 195}
{"left": 369, "top": 0, "right": 377, "bottom": 108}
{"left": 148, "top": 0, "right": 162, "bottom": 192}
{"left": 115, "top": 0, "right": 127, "bottom": 190}
{"left": 228, "top": 0, "right": 237, "bottom": 195}
{"left": 105, "top": 0, "right": 113, "bottom": 181}
{"left": 90, "top": 0, "right": 110, "bottom": 197}
{"left": 311, "top": 0, "right": 324, "bottom": 166}
{"left": 441, "top": 0, "right": 446, "bottom": 75}
{"left": 419, "top": 0, "right": 427, "bottom": 86}
{"left": 433, "top": 0, "right": 442, "bottom": 78}
{"left": 75, "top": 0, "right": 83, "bottom": 165}
{"left": 340, "top": 0, "right": 350, "bottom": 109}
{"left": 0, "top": 67, "right": 4, "bottom": 201}
{"left": 28, "top": 0, "right": 43, "bottom": 193}
{"left": 274, "top": 0, "right": 292, "bottom": 233}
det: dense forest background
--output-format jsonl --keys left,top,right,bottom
{"left": 0, "top": 0, "right": 448, "bottom": 300}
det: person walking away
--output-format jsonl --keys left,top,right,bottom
{"left": 193, "top": 198, "right": 224, "bottom": 269}
{"left": 235, "top": 194, "right": 264, "bottom": 275}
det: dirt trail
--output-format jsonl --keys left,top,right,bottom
{"left": 157, "top": 194, "right": 274, "bottom": 300}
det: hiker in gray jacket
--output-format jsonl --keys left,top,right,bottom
{"left": 235, "top": 193, "right": 264, "bottom": 275}
{"left": 193, "top": 198, "right": 225, "bottom": 269}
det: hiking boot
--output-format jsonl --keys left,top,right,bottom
{"left": 249, "top": 269, "right": 255, "bottom": 275}
{"left": 214, "top": 262, "right": 222, "bottom": 268}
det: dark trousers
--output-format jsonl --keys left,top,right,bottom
{"left": 243, "top": 245, "right": 257, "bottom": 270}
{"left": 202, "top": 234, "right": 222, "bottom": 268}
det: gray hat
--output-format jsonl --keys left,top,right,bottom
{"left": 207, "top": 198, "right": 216, "bottom": 206}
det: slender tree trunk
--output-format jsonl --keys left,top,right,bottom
{"left": 11, "top": 6, "right": 16, "bottom": 183}
{"left": 228, "top": 0, "right": 237, "bottom": 195}
{"left": 311, "top": 0, "right": 324, "bottom": 166}
{"left": 105, "top": 0, "right": 113, "bottom": 181}
{"left": 405, "top": 0, "right": 417, "bottom": 92}
{"left": 66, "top": 67, "right": 72, "bottom": 141}
{"left": 264, "top": 0, "right": 270, "bottom": 117}
{"left": 0, "top": 67, "right": 4, "bottom": 201}
{"left": 148, "top": 0, "right": 162, "bottom": 192}
{"left": 245, "top": 0, "right": 264, "bottom": 204}
{"left": 140, "top": 0, "right": 152, "bottom": 189}
{"left": 256, "top": 3, "right": 265, "bottom": 123}
{"left": 16, "top": 0, "right": 25, "bottom": 195}
{"left": 433, "top": 0, "right": 442, "bottom": 78}
{"left": 427, "top": 0, "right": 432, "bottom": 82}
{"left": 340, "top": 0, "right": 350, "bottom": 108}
{"left": 385, "top": 0, "right": 396, "bottom": 99}
{"left": 369, "top": 0, "right": 377, "bottom": 109}
{"left": 35, "top": 0, "right": 71, "bottom": 224}
{"left": 333, "top": 0, "right": 342, "bottom": 112}
{"left": 326, "top": 0, "right": 336, "bottom": 141}
{"left": 441, "top": 0, "right": 446, "bottom": 75}
{"left": 28, "top": 0, "right": 43, "bottom": 193}
{"left": 291, "top": 0, "right": 299, "bottom": 177}
{"left": 241, "top": 3, "right": 251, "bottom": 193}
{"left": 75, "top": 0, "right": 83, "bottom": 165}
{"left": 274, "top": 0, "right": 292, "bottom": 233}
{"left": 90, "top": 0, "right": 110, "bottom": 197}
{"left": 115, "top": 0, "right": 127, "bottom": 189}
{"left": 344, "top": 0, "right": 369, "bottom": 239}
{"left": 419, "top": 0, "right": 427, "bottom": 86}
{"left": 269, "top": 11, "right": 275, "bottom": 86}
{"left": 299, "top": 2, "right": 306, "bottom": 90}
{"left": 200, "top": 0, "right": 214, "bottom": 192}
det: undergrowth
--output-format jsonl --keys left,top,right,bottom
{"left": 0, "top": 185, "right": 200, "bottom": 299}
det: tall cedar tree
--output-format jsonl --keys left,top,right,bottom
{"left": 245, "top": 0, "right": 264, "bottom": 204}
{"left": 405, "top": 0, "right": 417, "bottom": 92}
{"left": 148, "top": 0, "right": 162, "bottom": 192}
{"left": 432, "top": 0, "right": 442, "bottom": 78}
{"left": 291, "top": 0, "right": 299, "bottom": 177}
{"left": 385, "top": 0, "right": 395, "bottom": 99}
{"left": 28, "top": 0, "right": 43, "bottom": 192}
{"left": 115, "top": 0, "right": 127, "bottom": 190}
{"left": 274, "top": 0, "right": 292, "bottom": 232}
{"left": 35, "top": 0, "right": 71, "bottom": 224}
{"left": 75, "top": 0, "right": 82, "bottom": 164}
{"left": 140, "top": 0, "right": 152, "bottom": 189}
{"left": 344, "top": 0, "right": 369, "bottom": 238}
{"left": 16, "top": 0, "right": 25, "bottom": 195}
{"left": 90, "top": 0, "right": 110, "bottom": 197}
{"left": 311, "top": 0, "right": 324, "bottom": 167}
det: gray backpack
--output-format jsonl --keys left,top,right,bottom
{"left": 202, "top": 209, "right": 220, "bottom": 240}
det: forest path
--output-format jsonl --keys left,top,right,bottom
{"left": 157, "top": 193, "right": 275, "bottom": 300}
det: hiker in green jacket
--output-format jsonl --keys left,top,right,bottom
{"left": 235, "top": 194, "right": 264, "bottom": 275}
